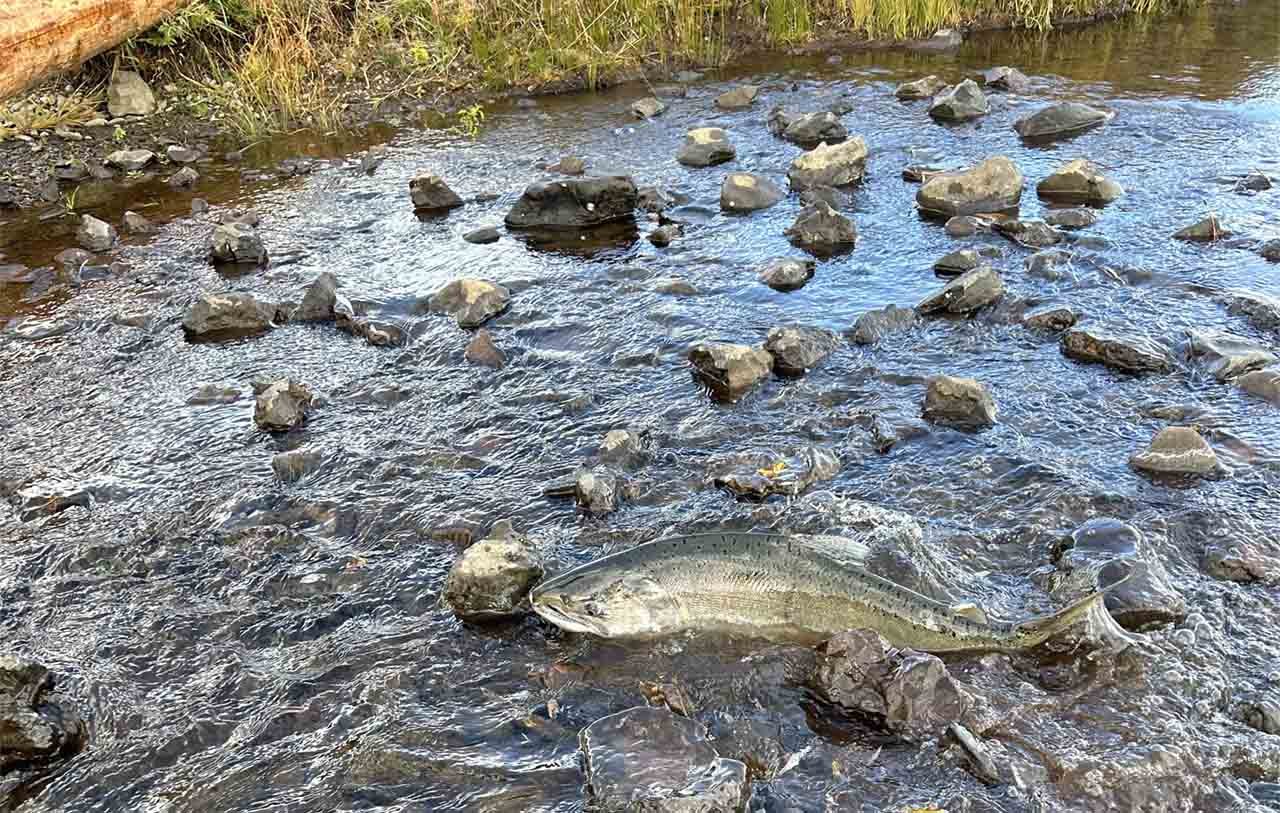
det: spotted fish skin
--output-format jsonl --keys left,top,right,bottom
{"left": 531, "top": 532, "right": 1121, "bottom": 652}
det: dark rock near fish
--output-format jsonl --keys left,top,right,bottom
{"left": 928, "top": 80, "right": 989, "bottom": 122}
{"left": 443, "top": 524, "right": 543, "bottom": 620}
{"left": 76, "top": 214, "right": 116, "bottom": 252}
{"left": 851, "top": 304, "right": 917, "bottom": 345}
{"left": 763, "top": 326, "right": 838, "bottom": 376}
{"left": 1187, "top": 330, "right": 1276, "bottom": 381}
{"left": 465, "top": 329, "right": 506, "bottom": 368}
{"left": 1061, "top": 327, "right": 1172, "bottom": 373}
{"left": 1014, "top": 102, "right": 1113, "bottom": 141}
{"left": 917, "top": 157, "right": 1023, "bottom": 218}
{"left": 426, "top": 278, "right": 511, "bottom": 327}
{"left": 0, "top": 655, "right": 86, "bottom": 772}
{"left": 689, "top": 341, "right": 773, "bottom": 402}
{"left": 981, "top": 66, "right": 1030, "bottom": 92}
{"left": 758, "top": 257, "right": 814, "bottom": 292}
{"left": 923, "top": 375, "right": 998, "bottom": 428}
{"left": 1051, "top": 518, "right": 1186, "bottom": 629}
{"left": 253, "top": 379, "right": 314, "bottom": 432}
{"left": 895, "top": 75, "right": 947, "bottom": 100}
{"left": 210, "top": 222, "right": 267, "bottom": 265}
{"left": 720, "top": 173, "right": 783, "bottom": 212}
{"left": 676, "top": 127, "right": 736, "bottom": 167}
{"left": 1129, "top": 427, "right": 1219, "bottom": 477}
{"left": 1037, "top": 159, "right": 1124, "bottom": 205}
{"left": 1172, "top": 214, "right": 1230, "bottom": 242}
{"left": 716, "top": 85, "right": 760, "bottom": 109}
{"left": 506, "top": 176, "right": 638, "bottom": 229}
{"left": 182, "top": 292, "right": 276, "bottom": 339}
{"left": 409, "top": 174, "right": 464, "bottom": 211}
{"left": 579, "top": 706, "right": 750, "bottom": 812}
{"left": 785, "top": 202, "right": 856, "bottom": 256}
{"left": 1043, "top": 207, "right": 1100, "bottom": 229}
{"left": 917, "top": 266, "right": 1004, "bottom": 315}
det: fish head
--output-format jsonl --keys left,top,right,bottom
{"left": 530, "top": 568, "right": 679, "bottom": 638}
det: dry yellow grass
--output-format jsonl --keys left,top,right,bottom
{"left": 0, "top": 88, "right": 103, "bottom": 141}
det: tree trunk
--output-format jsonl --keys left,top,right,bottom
{"left": 0, "top": 0, "right": 189, "bottom": 100}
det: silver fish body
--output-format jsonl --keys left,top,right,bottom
{"left": 530, "top": 532, "right": 1122, "bottom": 652}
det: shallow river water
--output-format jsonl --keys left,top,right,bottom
{"left": 3, "top": 2, "right": 1280, "bottom": 811}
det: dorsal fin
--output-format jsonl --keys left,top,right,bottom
{"left": 949, "top": 602, "right": 988, "bottom": 624}
{"left": 796, "top": 534, "right": 870, "bottom": 568}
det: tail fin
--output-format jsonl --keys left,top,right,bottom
{"left": 1014, "top": 562, "right": 1137, "bottom": 649}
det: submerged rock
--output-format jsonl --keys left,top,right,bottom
{"left": 689, "top": 341, "right": 774, "bottom": 402}
{"left": 720, "top": 173, "right": 783, "bottom": 212}
{"left": 758, "top": 257, "right": 815, "bottom": 292}
{"left": 409, "top": 174, "right": 464, "bottom": 211}
{"left": 649, "top": 223, "right": 682, "bottom": 247}
{"left": 187, "top": 384, "right": 241, "bottom": 405}
{"left": 630, "top": 97, "right": 667, "bottom": 118}
{"left": 1204, "top": 543, "right": 1274, "bottom": 583}
{"left": 465, "top": 329, "right": 507, "bottom": 368}
{"left": 1043, "top": 207, "right": 1100, "bottom": 229}
{"left": 763, "top": 326, "right": 838, "bottom": 376}
{"left": 1051, "top": 518, "right": 1186, "bottom": 629}
{"left": 1026, "top": 248, "right": 1077, "bottom": 280}
{"left": 1187, "top": 330, "right": 1277, "bottom": 381}
{"left": 0, "top": 655, "right": 86, "bottom": 772}
{"left": 1061, "top": 327, "right": 1172, "bottom": 373}
{"left": 463, "top": 226, "right": 500, "bottom": 244}
{"left": 1221, "top": 289, "right": 1280, "bottom": 334}
{"left": 579, "top": 706, "right": 749, "bottom": 812}
{"left": 1172, "top": 214, "right": 1230, "bottom": 242}
{"left": 895, "top": 75, "right": 947, "bottom": 100}
{"left": 182, "top": 292, "right": 276, "bottom": 339}
{"left": 917, "top": 157, "right": 1023, "bottom": 218}
{"left": 1014, "top": 102, "right": 1113, "bottom": 141}
{"left": 811, "top": 629, "right": 980, "bottom": 741}
{"left": 209, "top": 222, "right": 268, "bottom": 265}
{"left": 107, "top": 70, "right": 156, "bottom": 116}
{"left": 1037, "top": 159, "right": 1124, "bottom": 205}
{"left": 1238, "top": 368, "right": 1280, "bottom": 405}
{"left": 1235, "top": 171, "right": 1273, "bottom": 193}
{"left": 443, "top": 525, "right": 543, "bottom": 620}
{"left": 272, "top": 447, "right": 324, "bottom": 482}
{"left": 599, "top": 429, "right": 649, "bottom": 467}
{"left": 427, "top": 278, "right": 511, "bottom": 328}
{"left": 253, "top": 380, "right": 314, "bottom": 432}
{"left": 923, "top": 375, "right": 998, "bottom": 428}
{"left": 1130, "top": 427, "right": 1219, "bottom": 477}
{"left": 799, "top": 185, "right": 845, "bottom": 210}
{"left": 981, "top": 65, "right": 1030, "bottom": 92}
{"left": 713, "top": 446, "right": 840, "bottom": 500}
{"left": 676, "top": 127, "right": 736, "bottom": 167}
{"left": 944, "top": 215, "right": 987, "bottom": 237}
{"left": 928, "top": 79, "right": 989, "bottom": 122}
{"left": 506, "top": 176, "right": 638, "bottom": 228}
{"left": 994, "top": 218, "right": 1063, "bottom": 249}
{"left": 787, "top": 138, "right": 868, "bottom": 191}
{"left": 851, "top": 304, "right": 918, "bottom": 345}
{"left": 785, "top": 202, "right": 856, "bottom": 256}
{"left": 917, "top": 266, "right": 1004, "bottom": 315}
{"left": 716, "top": 85, "right": 760, "bottom": 109}
{"left": 76, "top": 214, "right": 117, "bottom": 252}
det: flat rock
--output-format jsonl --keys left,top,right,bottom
{"left": 579, "top": 706, "right": 749, "bottom": 812}
{"left": 209, "top": 222, "right": 267, "bottom": 265}
{"left": 677, "top": 128, "right": 736, "bottom": 167}
{"left": 1014, "top": 102, "right": 1113, "bottom": 141}
{"left": 716, "top": 85, "right": 760, "bottom": 109}
{"left": 758, "top": 257, "right": 814, "bottom": 292}
{"left": 689, "top": 341, "right": 773, "bottom": 402}
{"left": 981, "top": 66, "right": 1030, "bottom": 92}
{"left": 1043, "top": 207, "right": 1100, "bottom": 229}
{"left": 787, "top": 137, "right": 868, "bottom": 191}
{"left": 1238, "top": 367, "right": 1280, "bottom": 404}
{"left": 1187, "top": 330, "right": 1276, "bottom": 381}
{"left": 785, "top": 202, "right": 856, "bottom": 256}
{"left": 1037, "top": 159, "right": 1124, "bottom": 205}
{"left": 1022, "top": 304, "right": 1078, "bottom": 332}
{"left": 895, "top": 75, "right": 947, "bottom": 100}
{"left": 923, "top": 375, "right": 998, "bottom": 428}
{"left": 720, "top": 173, "right": 783, "bottom": 212}
{"left": 464, "top": 226, "right": 500, "bottom": 244}
{"left": 187, "top": 384, "right": 242, "bottom": 405}
{"left": 253, "top": 379, "right": 314, "bottom": 432}
{"left": 933, "top": 248, "right": 982, "bottom": 278}
{"left": 428, "top": 278, "right": 511, "bottom": 327}
{"left": 764, "top": 326, "right": 838, "bottom": 376}
{"left": 443, "top": 527, "right": 543, "bottom": 620}
{"left": 917, "top": 266, "right": 1004, "bottom": 315}
{"left": 1173, "top": 214, "right": 1230, "bottom": 241}
{"left": 928, "top": 79, "right": 989, "bottom": 121}
{"left": 917, "top": 156, "right": 1023, "bottom": 218}
{"left": 409, "top": 174, "right": 464, "bottom": 211}
{"left": 1061, "top": 327, "right": 1172, "bottom": 373}
{"left": 107, "top": 70, "right": 156, "bottom": 116}
{"left": 76, "top": 214, "right": 117, "bottom": 252}
{"left": 851, "top": 305, "right": 918, "bottom": 345}
{"left": 506, "top": 176, "right": 638, "bottom": 229}
{"left": 166, "top": 144, "right": 200, "bottom": 163}
{"left": 272, "top": 447, "right": 324, "bottom": 482}
{"left": 1130, "top": 427, "right": 1219, "bottom": 477}
{"left": 630, "top": 97, "right": 667, "bottom": 118}
{"left": 182, "top": 292, "right": 276, "bottom": 339}
{"left": 1052, "top": 518, "right": 1186, "bottom": 629}
{"left": 105, "top": 148, "right": 156, "bottom": 172}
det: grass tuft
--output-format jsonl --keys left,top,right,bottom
{"left": 0, "top": 89, "right": 104, "bottom": 141}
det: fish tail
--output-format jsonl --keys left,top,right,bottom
{"left": 1013, "top": 562, "right": 1135, "bottom": 648}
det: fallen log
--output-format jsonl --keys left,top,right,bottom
{"left": 0, "top": 0, "right": 189, "bottom": 101}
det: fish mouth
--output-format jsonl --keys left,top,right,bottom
{"left": 530, "top": 592, "right": 606, "bottom": 636}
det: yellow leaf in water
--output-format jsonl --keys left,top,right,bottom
{"left": 757, "top": 460, "right": 788, "bottom": 478}
{"left": 906, "top": 806, "right": 947, "bottom": 813}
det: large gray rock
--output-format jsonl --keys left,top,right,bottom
{"left": 758, "top": 257, "right": 814, "bottom": 292}
{"left": 720, "top": 173, "right": 783, "bottom": 212}
{"left": 787, "top": 138, "right": 868, "bottom": 191}
{"left": 107, "top": 70, "right": 156, "bottom": 116}
{"left": 409, "top": 174, "right": 463, "bottom": 211}
{"left": 689, "top": 341, "right": 773, "bottom": 402}
{"left": 785, "top": 202, "right": 856, "bottom": 256}
{"left": 1037, "top": 159, "right": 1124, "bottom": 205}
{"left": 579, "top": 706, "right": 750, "bottom": 812}
{"left": 1130, "top": 427, "right": 1219, "bottom": 478}
{"left": 811, "top": 629, "right": 980, "bottom": 741}
{"left": 764, "top": 326, "right": 838, "bottom": 376}
{"left": 1238, "top": 368, "right": 1280, "bottom": 405}
{"left": 1187, "top": 330, "right": 1277, "bottom": 381}
{"left": 253, "top": 379, "right": 314, "bottom": 432}
{"left": 76, "top": 214, "right": 117, "bottom": 252}
{"left": 851, "top": 304, "right": 918, "bottom": 345}
{"left": 1051, "top": 518, "right": 1186, "bottom": 629}
{"left": 442, "top": 525, "right": 543, "bottom": 620}
{"left": 895, "top": 75, "right": 947, "bottom": 100}
{"left": 928, "top": 79, "right": 989, "bottom": 121}
{"left": 1061, "top": 327, "right": 1172, "bottom": 373}
{"left": 716, "top": 85, "right": 760, "bottom": 109}
{"left": 182, "top": 292, "right": 276, "bottom": 339}
{"left": 1014, "top": 102, "right": 1113, "bottom": 141}
{"left": 923, "top": 375, "right": 998, "bottom": 428}
{"left": 981, "top": 66, "right": 1030, "bottom": 92}
{"left": 676, "top": 128, "right": 736, "bottom": 167}
{"left": 105, "top": 148, "right": 157, "bottom": 172}
{"left": 1173, "top": 214, "right": 1230, "bottom": 242}
{"left": 0, "top": 655, "right": 86, "bottom": 772}
{"left": 917, "top": 157, "right": 1023, "bottom": 218}
{"left": 917, "top": 266, "right": 1004, "bottom": 315}
{"left": 210, "top": 222, "right": 267, "bottom": 265}
{"left": 771, "top": 108, "right": 847, "bottom": 146}
{"left": 505, "top": 176, "right": 638, "bottom": 229}
{"left": 427, "top": 278, "right": 511, "bottom": 328}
